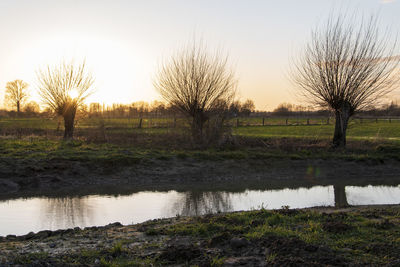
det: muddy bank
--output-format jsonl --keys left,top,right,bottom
{"left": 0, "top": 157, "right": 400, "bottom": 199}
{"left": 1, "top": 205, "right": 399, "bottom": 266}
{"left": 1, "top": 157, "right": 400, "bottom": 200}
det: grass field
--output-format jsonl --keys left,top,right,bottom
{"left": 234, "top": 122, "right": 400, "bottom": 142}
{"left": 0, "top": 116, "right": 393, "bottom": 163}
{"left": 1, "top": 117, "right": 399, "bottom": 143}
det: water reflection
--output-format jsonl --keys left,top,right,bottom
{"left": 173, "top": 191, "right": 232, "bottom": 216}
{"left": 333, "top": 184, "right": 348, "bottom": 208}
{"left": 229, "top": 186, "right": 333, "bottom": 210}
{"left": 346, "top": 185, "right": 400, "bottom": 205}
{"left": 40, "top": 197, "right": 93, "bottom": 230}
{"left": 0, "top": 184, "right": 399, "bottom": 236}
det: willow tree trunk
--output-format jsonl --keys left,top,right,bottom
{"left": 17, "top": 101, "right": 20, "bottom": 115}
{"left": 191, "top": 113, "right": 207, "bottom": 144}
{"left": 63, "top": 111, "right": 76, "bottom": 140}
{"left": 332, "top": 103, "right": 352, "bottom": 148}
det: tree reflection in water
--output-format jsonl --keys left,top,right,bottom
{"left": 172, "top": 191, "right": 233, "bottom": 216}
{"left": 40, "top": 197, "right": 93, "bottom": 229}
{"left": 334, "top": 184, "right": 349, "bottom": 208}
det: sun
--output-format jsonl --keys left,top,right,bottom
{"left": 68, "top": 88, "right": 80, "bottom": 99}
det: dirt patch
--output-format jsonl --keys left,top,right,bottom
{"left": 322, "top": 221, "right": 353, "bottom": 233}
{"left": 365, "top": 242, "right": 400, "bottom": 258}
{"left": 159, "top": 243, "right": 202, "bottom": 262}
{"left": 260, "top": 235, "right": 346, "bottom": 266}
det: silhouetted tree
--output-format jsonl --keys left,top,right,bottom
{"left": 229, "top": 101, "right": 241, "bottom": 117}
{"left": 4, "top": 79, "right": 29, "bottom": 114}
{"left": 37, "top": 61, "right": 94, "bottom": 140}
{"left": 240, "top": 99, "right": 256, "bottom": 116}
{"left": 23, "top": 101, "right": 40, "bottom": 115}
{"left": 272, "top": 103, "right": 294, "bottom": 116}
{"left": 292, "top": 15, "right": 400, "bottom": 147}
{"left": 154, "top": 41, "right": 236, "bottom": 143}
{"left": 150, "top": 100, "right": 166, "bottom": 116}
{"left": 89, "top": 102, "right": 102, "bottom": 116}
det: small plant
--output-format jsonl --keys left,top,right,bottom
{"left": 145, "top": 228, "right": 159, "bottom": 236}
{"left": 211, "top": 256, "right": 225, "bottom": 266}
{"left": 265, "top": 252, "right": 277, "bottom": 262}
{"left": 110, "top": 242, "right": 123, "bottom": 257}
{"left": 258, "top": 202, "right": 268, "bottom": 211}
{"left": 266, "top": 214, "right": 282, "bottom": 226}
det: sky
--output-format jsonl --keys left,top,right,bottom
{"left": 0, "top": 0, "right": 399, "bottom": 111}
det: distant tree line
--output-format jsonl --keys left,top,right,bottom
{"left": 1, "top": 96, "right": 256, "bottom": 119}
{"left": 3, "top": 98, "right": 399, "bottom": 120}
{"left": 271, "top": 103, "right": 330, "bottom": 117}
{"left": 269, "top": 102, "right": 400, "bottom": 118}
{"left": 86, "top": 101, "right": 177, "bottom": 118}
{"left": 228, "top": 99, "right": 256, "bottom": 117}
{"left": 360, "top": 102, "right": 400, "bottom": 117}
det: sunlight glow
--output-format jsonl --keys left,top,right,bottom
{"left": 68, "top": 88, "right": 79, "bottom": 100}
{"left": 8, "top": 34, "right": 157, "bottom": 107}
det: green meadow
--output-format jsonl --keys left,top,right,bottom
{"left": 1, "top": 116, "right": 400, "bottom": 164}
{"left": 1, "top": 116, "right": 399, "bottom": 142}
{"left": 234, "top": 121, "right": 400, "bottom": 142}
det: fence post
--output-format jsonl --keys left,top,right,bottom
{"left": 360, "top": 118, "right": 362, "bottom": 124}
{"left": 389, "top": 118, "right": 391, "bottom": 123}
{"left": 138, "top": 118, "right": 142, "bottom": 128}
{"left": 236, "top": 118, "right": 239, "bottom": 127}
{"left": 376, "top": 118, "right": 378, "bottom": 123}
{"left": 285, "top": 118, "right": 288, "bottom": 125}
{"left": 173, "top": 117, "right": 177, "bottom": 128}
{"left": 262, "top": 117, "right": 265, "bottom": 126}
{"left": 327, "top": 117, "right": 330, "bottom": 125}
{"left": 307, "top": 118, "right": 310, "bottom": 125}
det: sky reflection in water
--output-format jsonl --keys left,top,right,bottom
{"left": 0, "top": 184, "right": 399, "bottom": 236}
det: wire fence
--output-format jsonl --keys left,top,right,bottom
{"left": 90, "top": 116, "right": 400, "bottom": 128}
{"left": 1, "top": 116, "right": 400, "bottom": 131}
{"left": 0, "top": 116, "right": 399, "bottom": 142}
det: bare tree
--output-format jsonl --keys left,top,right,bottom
{"left": 23, "top": 101, "right": 40, "bottom": 115}
{"left": 154, "top": 42, "right": 236, "bottom": 143}
{"left": 37, "top": 61, "right": 94, "bottom": 140}
{"left": 292, "top": 15, "right": 400, "bottom": 147}
{"left": 4, "top": 79, "right": 29, "bottom": 114}
{"left": 240, "top": 99, "right": 256, "bottom": 117}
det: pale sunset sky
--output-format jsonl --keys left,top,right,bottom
{"left": 0, "top": 0, "right": 399, "bottom": 110}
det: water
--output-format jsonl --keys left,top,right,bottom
{"left": 0, "top": 184, "right": 399, "bottom": 236}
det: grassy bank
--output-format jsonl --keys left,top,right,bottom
{"left": 1, "top": 206, "right": 399, "bottom": 266}
{"left": 1, "top": 137, "right": 400, "bottom": 164}
{"left": 1, "top": 135, "right": 399, "bottom": 198}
